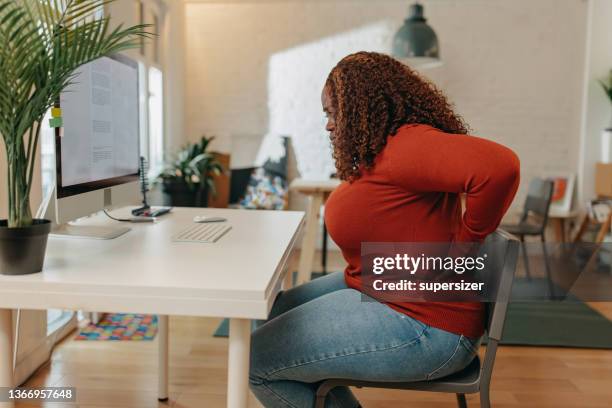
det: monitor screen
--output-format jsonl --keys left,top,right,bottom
{"left": 55, "top": 55, "right": 139, "bottom": 198}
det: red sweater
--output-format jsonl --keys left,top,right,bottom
{"left": 324, "top": 124, "right": 520, "bottom": 338}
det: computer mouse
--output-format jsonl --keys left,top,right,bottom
{"left": 193, "top": 216, "right": 227, "bottom": 223}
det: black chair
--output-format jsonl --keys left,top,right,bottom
{"left": 501, "top": 178, "right": 554, "bottom": 282}
{"left": 314, "top": 230, "right": 519, "bottom": 408}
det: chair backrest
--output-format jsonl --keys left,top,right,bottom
{"left": 479, "top": 229, "right": 519, "bottom": 391}
{"left": 521, "top": 178, "right": 554, "bottom": 227}
{"left": 482, "top": 230, "right": 519, "bottom": 340}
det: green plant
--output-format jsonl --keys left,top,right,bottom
{"left": 0, "top": 0, "right": 149, "bottom": 227}
{"left": 158, "top": 136, "right": 224, "bottom": 197}
{"left": 598, "top": 69, "right": 612, "bottom": 104}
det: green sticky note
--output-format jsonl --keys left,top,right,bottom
{"left": 49, "top": 117, "right": 63, "bottom": 128}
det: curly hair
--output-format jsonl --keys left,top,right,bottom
{"left": 325, "top": 51, "right": 469, "bottom": 181}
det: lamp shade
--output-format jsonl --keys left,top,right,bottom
{"left": 392, "top": 3, "right": 441, "bottom": 67}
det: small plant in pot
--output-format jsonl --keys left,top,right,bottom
{"left": 599, "top": 69, "right": 612, "bottom": 109}
{"left": 0, "top": 1, "right": 149, "bottom": 275}
{"left": 157, "top": 136, "right": 224, "bottom": 207}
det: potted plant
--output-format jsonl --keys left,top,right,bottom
{"left": 599, "top": 70, "right": 612, "bottom": 163}
{"left": 158, "top": 136, "right": 224, "bottom": 207}
{"left": 0, "top": 1, "right": 149, "bottom": 275}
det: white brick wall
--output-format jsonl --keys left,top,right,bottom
{"left": 184, "top": 0, "right": 588, "bottom": 213}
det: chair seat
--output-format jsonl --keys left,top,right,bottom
{"left": 320, "top": 357, "right": 482, "bottom": 395}
{"left": 501, "top": 222, "right": 542, "bottom": 236}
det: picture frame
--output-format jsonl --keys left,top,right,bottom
{"left": 548, "top": 173, "right": 575, "bottom": 217}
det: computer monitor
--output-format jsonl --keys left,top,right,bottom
{"left": 41, "top": 54, "right": 140, "bottom": 239}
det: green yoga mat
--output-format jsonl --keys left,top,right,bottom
{"left": 214, "top": 318, "right": 230, "bottom": 338}
{"left": 215, "top": 276, "right": 612, "bottom": 349}
{"left": 496, "top": 277, "right": 612, "bottom": 349}
{"left": 500, "top": 301, "right": 612, "bottom": 348}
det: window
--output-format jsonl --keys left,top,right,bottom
{"left": 138, "top": 62, "right": 149, "bottom": 162}
{"left": 133, "top": 0, "right": 166, "bottom": 178}
{"left": 148, "top": 66, "right": 164, "bottom": 176}
{"left": 152, "top": 13, "right": 160, "bottom": 64}
{"left": 41, "top": 112, "right": 74, "bottom": 336}
{"left": 40, "top": 110, "right": 55, "bottom": 200}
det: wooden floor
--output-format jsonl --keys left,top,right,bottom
{"left": 18, "top": 250, "right": 612, "bottom": 408}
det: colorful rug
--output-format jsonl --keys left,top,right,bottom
{"left": 75, "top": 313, "right": 158, "bottom": 341}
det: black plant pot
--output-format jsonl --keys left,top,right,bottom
{"left": 161, "top": 180, "right": 209, "bottom": 208}
{"left": 0, "top": 219, "right": 51, "bottom": 275}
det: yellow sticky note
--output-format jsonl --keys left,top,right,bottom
{"left": 51, "top": 107, "right": 62, "bottom": 118}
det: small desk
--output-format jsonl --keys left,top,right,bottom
{"left": 548, "top": 209, "right": 579, "bottom": 242}
{"left": 290, "top": 178, "right": 341, "bottom": 284}
{"left": 574, "top": 211, "right": 612, "bottom": 244}
{"left": 0, "top": 207, "right": 304, "bottom": 408}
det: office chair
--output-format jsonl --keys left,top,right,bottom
{"left": 502, "top": 178, "right": 554, "bottom": 276}
{"left": 314, "top": 230, "right": 519, "bottom": 408}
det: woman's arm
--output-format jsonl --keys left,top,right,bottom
{"left": 386, "top": 126, "right": 520, "bottom": 242}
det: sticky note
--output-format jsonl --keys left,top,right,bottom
{"left": 49, "top": 117, "right": 63, "bottom": 128}
{"left": 51, "top": 107, "right": 62, "bottom": 118}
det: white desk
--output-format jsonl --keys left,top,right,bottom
{"left": 0, "top": 207, "right": 304, "bottom": 408}
{"left": 290, "top": 178, "right": 341, "bottom": 284}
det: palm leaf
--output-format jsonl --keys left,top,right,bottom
{"left": 0, "top": 0, "right": 151, "bottom": 227}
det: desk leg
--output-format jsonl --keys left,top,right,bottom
{"left": 596, "top": 213, "right": 612, "bottom": 244}
{"left": 296, "top": 193, "right": 324, "bottom": 285}
{"left": 158, "top": 315, "right": 169, "bottom": 402}
{"left": 0, "top": 309, "right": 14, "bottom": 408}
{"left": 552, "top": 218, "right": 566, "bottom": 242}
{"left": 574, "top": 215, "right": 590, "bottom": 243}
{"left": 227, "top": 318, "right": 251, "bottom": 408}
{"left": 283, "top": 266, "right": 294, "bottom": 290}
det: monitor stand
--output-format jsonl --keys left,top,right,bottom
{"left": 50, "top": 223, "right": 131, "bottom": 240}
{"left": 37, "top": 188, "right": 131, "bottom": 240}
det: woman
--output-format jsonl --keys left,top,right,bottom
{"left": 249, "top": 51, "right": 520, "bottom": 408}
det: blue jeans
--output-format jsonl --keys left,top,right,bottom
{"left": 249, "top": 272, "right": 480, "bottom": 408}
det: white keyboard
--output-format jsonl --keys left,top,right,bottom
{"left": 173, "top": 223, "right": 232, "bottom": 243}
